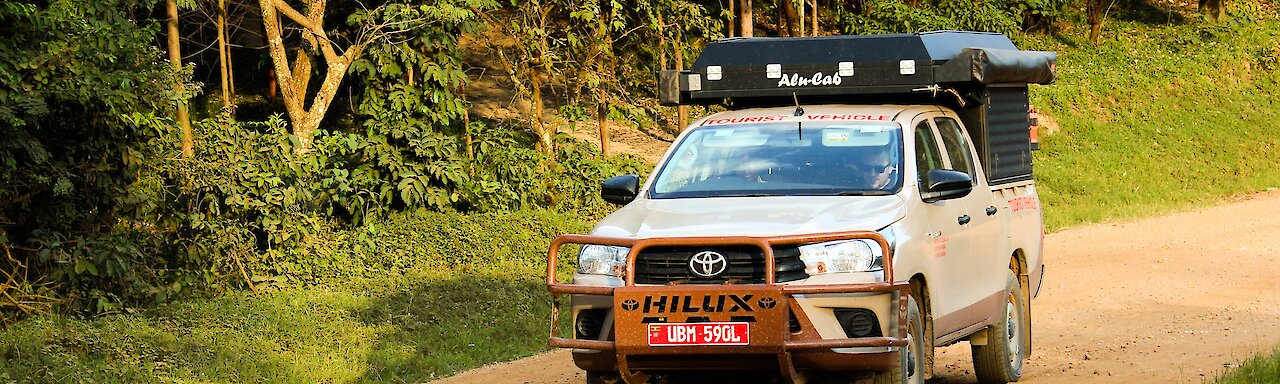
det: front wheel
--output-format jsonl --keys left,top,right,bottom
{"left": 874, "top": 296, "right": 925, "bottom": 384}
{"left": 971, "top": 274, "right": 1027, "bottom": 384}
{"left": 585, "top": 371, "right": 619, "bottom": 384}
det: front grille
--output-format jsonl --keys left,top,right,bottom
{"left": 633, "top": 245, "right": 808, "bottom": 285}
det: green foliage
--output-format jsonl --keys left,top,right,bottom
{"left": 132, "top": 115, "right": 644, "bottom": 288}
{"left": 1023, "top": 13, "right": 1280, "bottom": 231}
{"left": 0, "top": 209, "right": 590, "bottom": 382}
{"left": 1, "top": 0, "right": 651, "bottom": 315}
{"left": 1217, "top": 347, "right": 1280, "bottom": 384}
{"left": 347, "top": 0, "right": 653, "bottom": 215}
{"left": 0, "top": 0, "right": 197, "bottom": 311}
{"left": 832, "top": 0, "right": 1063, "bottom": 34}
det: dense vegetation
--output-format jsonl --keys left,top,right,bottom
{"left": 0, "top": 0, "right": 1078, "bottom": 318}
{"left": 3, "top": 0, "right": 1280, "bottom": 381}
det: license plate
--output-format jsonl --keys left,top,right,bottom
{"left": 647, "top": 322, "right": 750, "bottom": 346}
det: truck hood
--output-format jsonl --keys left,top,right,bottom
{"left": 591, "top": 195, "right": 906, "bottom": 238}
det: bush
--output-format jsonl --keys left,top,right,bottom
{"left": 0, "top": 0, "right": 197, "bottom": 312}
{"left": 833, "top": 0, "right": 1065, "bottom": 35}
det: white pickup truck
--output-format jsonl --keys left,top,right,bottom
{"left": 546, "top": 31, "right": 1056, "bottom": 384}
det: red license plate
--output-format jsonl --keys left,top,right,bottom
{"left": 647, "top": 322, "right": 750, "bottom": 346}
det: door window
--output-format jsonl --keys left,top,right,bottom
{"left": 914, "top": 120, "right": 945, "bottom": 187}
{"left": 934, "top": 117, "right": 977, "bottom": 182}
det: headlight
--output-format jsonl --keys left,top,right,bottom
{"left": 799, "top": 239, "right": 884, "bottom": 274}
{"left": 798, "top": 227, "right": 896, "bottom": 274}
{"left": 577, "top": 245, "right": 629, "bottom": 277}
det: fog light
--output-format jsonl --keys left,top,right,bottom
{"left": 833, "top": 308, "right": 881, "bottom": 338}
{"left": 575, "top": 309, "right": 608, "bottom": 340}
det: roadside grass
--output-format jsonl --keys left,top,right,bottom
{"left": 1023, "top": 12, "right": 1280, "bottom": 231}
{"left": 0, "top": 209, "right": 585, "bottom": 383}
{"left": 1217, "top": 347, "right": 1280, "bottom": 383}
{"left": 9, "top": 7, "right": 1280, "bottom": 384}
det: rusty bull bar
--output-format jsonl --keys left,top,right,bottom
{"left": 546, "top": 231, "right": 911, "bottom": 383}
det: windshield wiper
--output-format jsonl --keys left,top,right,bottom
{"left": 714, "top": 193, "right": 781, "bottom": 198}
{"left": 830, "top": 191, "right": 890, "bottom": 196}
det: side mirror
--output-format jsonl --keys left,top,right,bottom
{"left": 601, "top": 174, "right": 640, "bottom": 205}
{"left": 921, "top": 169, "right": 973, "bottom": 203}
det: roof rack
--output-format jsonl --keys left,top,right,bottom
{"left": 657, "top": 31, "right": 1057, "bottom": 108}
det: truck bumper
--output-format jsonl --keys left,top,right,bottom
{"left": 546, "top": 231, "right": 910, "bottom": 384}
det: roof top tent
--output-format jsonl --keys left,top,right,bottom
{"left": 657, "top": 30, "right": 1057, "bottom": 185}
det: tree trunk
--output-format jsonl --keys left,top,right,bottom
{"left": 1087, "top": 0, "right": 1104, "bottom": 44}
{"left": 1200, "top": 0, "right": 1225, "bottom": 20}
{"left": 597, "top": 103, "right": 610, "bottom": 155}
{"left": 597, "top": 1, "right": 613, "bottom": 155}
{"left": 460, "top": 85, "right": 474, "bottom": 175}
{"left": 217, "top": 0, "right": 232, "bottom": 116}
{"left": 739, "top": 0, "right": 753, "bottom": 37}
{"left": 799, "top": 0, "right": 805, "bottom": 36}
{"left": 268, "top": 68, "right": 277, "bottom": 104}
{"left": 227, "top": 29, "right": 236, "bottom": 109}
{"left": 675, "top": 40, "right": 688, "bottom": 130}
{"left": 260, "top": 0, "right": 368, "bottom": 154}
{"left": 166, "top": 0, "right": 193, "bottom": 158}
{"left": 811, "top": 0, "right": 818, "bottom": 36}
{"left": 728, "top": 0, "right": 736, "bottom": 37}
{"left": 782, "top": 0, "right": 799, "bottom": 37}
{"left": 531, "top": 67, "right": 551, "bottom": 155}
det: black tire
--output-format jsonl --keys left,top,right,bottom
{"left": 874, "top": 296, "right": 925, "bottom": 384}
{"left": 971, "top": 274, "right": 1027, "bottom": 384}
{"left": 585, "top": 371, "right": 619, "bottom": 384}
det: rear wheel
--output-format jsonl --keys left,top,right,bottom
{"left": 971, "top": 274, "right": 1027, "bottom": 383}
{"left": 874, "top": 296, "right": 925, "bottom": 384}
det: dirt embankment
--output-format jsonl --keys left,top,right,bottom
{"left": 437, "top": 190, "right": 1280, "bottom": 384}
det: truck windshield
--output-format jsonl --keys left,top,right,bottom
{"left": 650, "top": 122, "right": 903, "bottom": 199}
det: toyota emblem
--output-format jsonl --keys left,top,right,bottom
{"left": 621, "top": 299, "right": 639, "bottom": 311}
{"left": 757, "top": 297, "right": 777, "bottom": 309}
{"left": 689, "top": 251, "right": 728, "bottom": 278}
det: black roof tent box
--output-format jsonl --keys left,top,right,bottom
{"left": 656, "top": 30, "right": 1056, "bottom": 185}
{"left": 657, "top": 31, "right": 1056, "bottom": 106}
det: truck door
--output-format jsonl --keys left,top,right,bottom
{"left": 934, "top": 116, "right": 1007, "bottom": 307}
{"left": 912, "top": 116, "right": 984, "bottom": 335}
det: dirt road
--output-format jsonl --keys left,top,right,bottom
{"left": 438, "top": 191, "right": 1280, "bottom": 384}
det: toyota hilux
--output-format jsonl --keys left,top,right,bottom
{"left": 546, "top": 31, "right": 1057, "bottom": 384}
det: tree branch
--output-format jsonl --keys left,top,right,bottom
{"left": 271, "top": 0, "right": 321, "bottom": 32}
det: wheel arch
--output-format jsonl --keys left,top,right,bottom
{"left": 1010, "top": 248, "right": 1028, "bottom": 276}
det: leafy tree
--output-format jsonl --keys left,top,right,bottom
{"left": 0, "top": 0, "right": 195, "bottom": 311}
{"left": 259, "top": 0, "right": 428, "bottom": 154}
{"left": 348, "top": 0, "right": 502, "bottom": 210}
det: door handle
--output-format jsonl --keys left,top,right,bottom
{"left": 958, "top": 215, "right": 971, "bottom": 225}
{"left": 986, "top": 206, "right": 998, "bottom": 216}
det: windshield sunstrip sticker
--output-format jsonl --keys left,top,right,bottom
{"left": 703, "top": 115, "right": 891, "bottom": 126}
